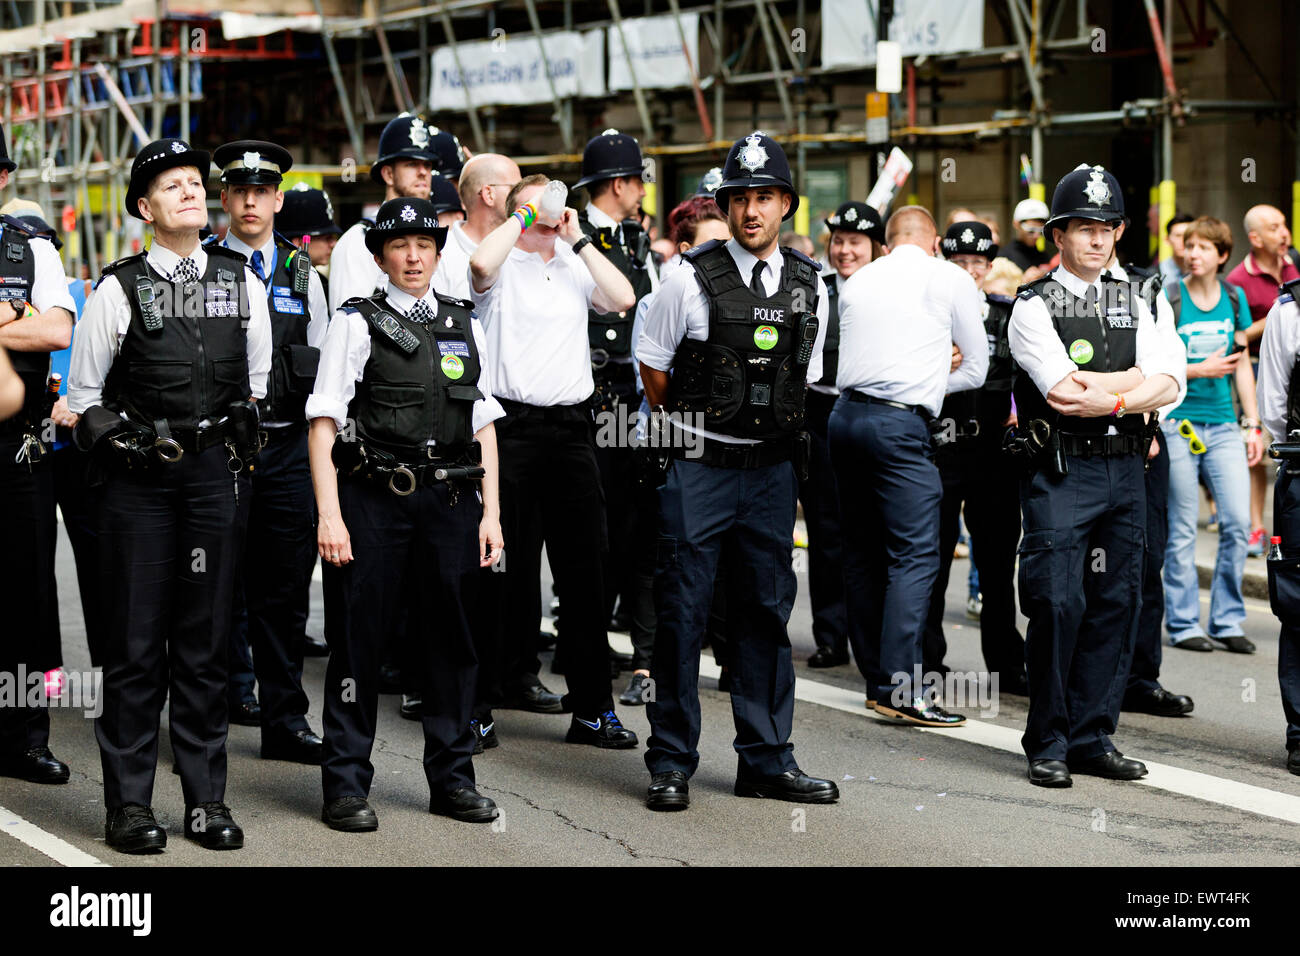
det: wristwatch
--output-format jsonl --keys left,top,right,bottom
{"left": 571, "top": 235, "right": 592, "bottom": 255}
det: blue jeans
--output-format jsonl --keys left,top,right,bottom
{"left": 1162, "top": 420, "right": 1249, "bottom": 642}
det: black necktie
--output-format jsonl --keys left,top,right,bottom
{"left": 750, "top": 261, "right": 766, "bottom": 296}
{"left": 407, "top": 299, "right": 434, "bottom": 324}
{"left": 173, "top": 257, "right": 199, "bottom": 286}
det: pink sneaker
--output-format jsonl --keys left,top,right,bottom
{"left": 43, "top": 668, "right": 66, "bottom": 700}
{"left": 1248, "top": 527, "right": 1267, "bottom": 557}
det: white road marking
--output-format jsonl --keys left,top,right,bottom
{"left": 0, "top": 804, "right": 109, "bottom": 866}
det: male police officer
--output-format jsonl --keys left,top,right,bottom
{"left": 277, "top": 184, "right": 343, "bottom": 300}
{"left": 68, "top": 138, "right": 272, "bottom": 850}
{"left": 1008, "top": 164, "right": 1185, "bottom": 788}
{"left": 213, "top": 140, "right": 329, "bottom": 763}
{"left": 0, "top": 124, "right": 76, "bottom": 787}
{"left": 329, "top": 114, "right": 440, "bottom": 312}
{"left": 638, "top": 132, "right": 836, "bottom": 811}
{"left": 575, "top": 130, "right": 660, "bottom": 633}
{"left": 922, "top": 221, "right": 1028, "bottom": 695}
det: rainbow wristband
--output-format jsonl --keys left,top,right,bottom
{"left": 513, "top": 202, "right": 539, "bottom": 231}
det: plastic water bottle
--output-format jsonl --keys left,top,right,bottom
{"left": 1269, "top": 536, "right": 1283, "bottom": 561}
{"left": 539, "top": 180, "right": 568, "bottom": 220}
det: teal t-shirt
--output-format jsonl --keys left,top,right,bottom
{"left": 1167, "top": 280, "right": 1251, "bottom": 425}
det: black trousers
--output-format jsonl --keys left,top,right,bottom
{"left": 236, "top": 426, "right": 316, "bottom": 733}
{"left": 52, "top": 439, "right": 105, "bottom": 665}
{"left": 1018, "top": 454, "right": 1145, "bottom": 763}
{"left": 627, "top": 480, "right": 660, "bottom": 672}
{"left": 645, "top": 458, "right": 799, "bottom": 778}
{"left": 491, "top": 406, "right": 613, "bottom": 717}
{"left": 1126, "top": 431, "right": 1168, "bottom": 699}
{"left": 0, "top": 440, "right": 58, "bottom": 756}
{"left": 321, "top": 476, "right": 478, "bottom": 801}
{"left": 1271, "top": 466, "right": 1300, "bottom": 751}
{"left": 95, "top": 445, "right": 247, "bottom": 809}
{"left": 594, "top": 365, "right": 640, "bottom": 621}
{"left": 797, "top": 389, "right": 849, "bottom": 656}
{"left": 921, "top": 436, "right": 1025, "bottom": 678}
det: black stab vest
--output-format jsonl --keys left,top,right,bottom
{"left": 1011, "top": 273, "right": 1145, "bottom": 438}
{"left": 101, "top": 247, "right": 252, "bottom": 430}
{"left": 578, "top": 209, "right": 654, "bottom": 360}
{"left": 344, "top": 291, "right": 484, "bottom": 462}
{"left": 1282, "top": 279, "right": 1300, "bottom": 436}
{"left": 815, "top": 271, "right": 840, "bottom": 389}
{"left": 0, "top": 220, "right": 46, "bottom": 437}
{"left": 667, "top": 240, "right": 820, "bottom": 440}
{"left": 255, "top": 236, "right": 318, "bottom": 423}
{"left": 937, "top": 293, "right": 1016, "bottom": 437}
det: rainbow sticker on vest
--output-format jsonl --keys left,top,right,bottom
{"left": 1068, "top": 339, "right": 1094, "bottom": 364}
{"left": 753, "top": 325, "right": 779, "bottom": 350}
{"left": 440, "top": 354, "right": 465, "bottom": 379}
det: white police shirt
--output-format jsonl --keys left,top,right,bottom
{"left": 1258, "top": 290, "right": 1299, "bottom": 442}
{"left": 835, "top": 243, "right": 987, "bottom": 418}
{"left": 637, "top": 237, "right": 828, "bottom": 445}
{"left": 470, "top": 241, "right": 599, "bottom": 408}
{"left": 328, "top": 220, "right": 386, "bottom": 314}
{"left": 68, "top": 242, "right": 272, "bottom": 413}
{"left": 1009, "top": 264, "right": 1187, "bottom": 429}
{"left": 433, "top": 220, "right": 476, "bottom": 301}
{"left": 305, "top": 282, "right": 504, "bottom": 437}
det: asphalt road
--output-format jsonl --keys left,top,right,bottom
{"left": 2, "top": 523, "right": 1299, "bottom": 867}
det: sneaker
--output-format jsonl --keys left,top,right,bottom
{"left": 565, "top": 710, "right": 638, "bottom": 749}
{"left": 1248, "top": 527, "right": 1267, "bottom": 557}
{"left": 965, "top": 595, "right": 982, "bottom": 620}
{"left": 470, "top": 719, "right": 500, "bottom": 755}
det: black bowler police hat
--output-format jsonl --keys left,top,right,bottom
{"left": 371, "top": 113, "right": 443, "bottom": 184}
{"left": 574, "top": 129, "right": 645, "bottom": 191}
{"left": 694, "top": 167, "right": 724, "bottom": 198}
{"left": 277, "top": 184, "right": 343, "bottom": 238}
{"left": 429, "top": 128, "right": 467, "bottom": 179}
{"left": 1045, "top": 163, "right": 1126, "bottom": 236}
{"left": 941, "top": 220, "right": 998, "bottom": 260}
{"left": 214, "top": 139, "right": 293, "bottom": 186}
{"left": 825, "top": 201, "right": 884, "bottom": 243}
{"left": 0, "top": 123, "right": 15, "bottom": 174}
{"left": 714, "top": 131, "right": 798, "bottom": 221}
{"left": 429, "top": 176, "right": 465, "bottom": 217}
{"left": 125, "top": 138, "right": 212, "bottom": 220}
{"left": 364, "top": 197, "right": 448, "bottom": 255}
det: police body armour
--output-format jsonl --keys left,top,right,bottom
{"left": 579, "top": 210, "right": 653, "bottom": 361}
{"left": 0, "top": 219, "right": 45, "bottom": 435}
{"left": 262, "top": 235, "right": 318, "bottom": 423}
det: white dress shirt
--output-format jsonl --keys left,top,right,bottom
{"left": 1009, "top": 264, "right": 1187, "bottom": 416}
{"left": 835, "top": 243, "right": 987, "bottom": 417}
{"left": 328, "top": 221, "right": 386, "bottom": 314}
{"left": 68, "top": 241, "right": 272, "bottom": 413}
{"left": 1258, "top": 293, "right": 1297, "bottom": 441}
{"left": 305, "top": 282, "right": 504, "bottom": 437}
{"left": 433, "top": 220, "right": 477, "bottom": 301}
{"left": 6, "top": 232, "right": 76, "bottom": 317}
{"left": 471, "top": 242, "right": 599, "bottom": 407}
{"left": 637, "top": 237, "right": 828, "bottom": 444}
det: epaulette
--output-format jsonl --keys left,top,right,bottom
{"left": 0, "top": 214, "right": 36, "bottom": 238}
{"left": 206, "top": 244, "right": 247, "bottom": 266}
{"left": 94, "top": 252, "right": 147, "bottom": 289}
{"left": 272, "top": 231, "right": 299, "bottom": 252}
{"left": 987, "top": 292, "right": 1014, "bottom": 305}
{"left": 1281, "top": 277, "right": 1300, "bottom": 305}
{"left": 432, "top": 289, "right": 475, "bottom": 311}
{"left": 1016, "top": 286, "right": 1040, "bottom": 299}
{"left": 681, "top": 238, "right": 725, "bottom": 261}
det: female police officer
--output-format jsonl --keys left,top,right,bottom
{"left": 307, "top": 196, "right": 504, "bottom": 830}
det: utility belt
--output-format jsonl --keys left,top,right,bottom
{"left": 333, "top": 435, "right": 483, "bottom": 498}
{"left": 1003, "top": 416, "right": 1155, "bottom": 478}
{"left": 671, "top": 431, "right": 810, "bottom": 479}
{"left": 1, "top": 385, "right": 61, "bottom": 470}
{"left": 589, "top": 360, "right": 637, "bottom": 414}
{"left": 75, "top": 401, "right": 263, "bottom": 475}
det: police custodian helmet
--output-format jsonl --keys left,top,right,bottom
{"left": 1044, "top": 163, "right": 1125, "bottom": 236}
{"left": 574, "top": 129, "right": 646, "bottom": 190}
{"left": 372, "top": 113, "right": 443, "bottom": 184}
{"left": 713, "top": 131, "right": 798, "bottom": 221}
{"left": 277, "top": 183, "right": 343, "bottom": 238}
{"left": 364, "top": 197, "right": 448, "bottom": 255}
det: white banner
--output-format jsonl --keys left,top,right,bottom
{"left": 607, "top": 13, "right": 700, "bottom": 91}
{"left": 821, "top": 0, "right": 984, "bottom": 69}
{"left": 430, "top": 31, "right": 604, "bottom": 110}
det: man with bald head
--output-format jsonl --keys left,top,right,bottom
{"left": 828, "top": 204, "right": 988, "bottom": 727}
{"left": 1227, "top": 204, "right": 1300, "bottom": 555}
{"left": 434, "top": 153, "right": 522, "bottom": 300}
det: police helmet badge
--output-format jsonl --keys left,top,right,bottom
{"left": 242, "top": 151, "right": 261, "bottom": 171}
{"left": 961, "top": 227, "right": 975, "bottom": 244}
{"left": 738, "top": 133, "right": 769, "bottom": 173}
{"left": 1083, "top": 167, "right": 1111, "bottom": 207}
{"left": 409, "top": 117, "right": 429, "bottom": 148}
{"left": 170, "top": 142, "right": 186, "bottom": 154}
{"left": 699, "top": 168, "right": 723, "bottom": 194}
{"left": 844, "top": 207, "right": 858, "bottom": 222}
{"left": 400, "top": 204, "right": 417, "bottom": 223}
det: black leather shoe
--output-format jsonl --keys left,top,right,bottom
{"left": 646, "top": 771, "right": 690, "bottom": 810}
{"left": 619, "top": 672, "right": 651, "bottom": 707}
{"left": 377, "top": 664, "right": 402, "bottom": 694}
{"left": 261, "top": 728, "right": 324, "bottom": 764}
{"left": 229, "top": 698, "right": 261, "bottom": 727}
{"left": 873, "top": 697, "right": 967, "bottom": 727}
{"left": 501, "top": 682, "right": 563, "bottom": 714}
{"left": 1122, "top": 687, "right": 1194, "bottom": 717}
{"left": 322, "top": 796, "right": 378, "bottom": 832}
{"left": 1173, "top": 636, "right": 1215, "bottom": 652}
{"left": 565, "top": 711, "right": 638, "bottom": 749}
{"left": 303, "top": 634, "right": 329, "bottom": 657}
{"left": 1288, "top": 750, "right": 1300, "bottom": 776}
{"left": 399, "top": 693, "right": 423, "bottom": 721}
{"left": 430, "top": 787, "right": 498, "bottom": 823}
{"left": 1212, "top": 635, "right": 1256, "bottom": 654}
{"left": 1068, "top": 750, "right": 1148, "bottom": 780}
{"left": 734, "top": 769, "right": 838, "bottom": 803}
{"left": 183, "top": 802, "right": 244, "bottom": 850}
{"left": 1028, "top": 759, "right": 1072, "bottom": 788}
{"left": 807, "top": 647, "right": 849, "bottom": 668}
{"left": 105, "top": 805, "right": 167, "bottom": 854}
{"left": 0, "top": 746, "right": 70, "bottom": 784}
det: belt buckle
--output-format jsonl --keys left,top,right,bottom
{"left": 388, "top": 465, "right": 417, "bottom": 496}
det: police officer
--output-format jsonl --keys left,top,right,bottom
{"left": 212, "top": 139, "right": 329, "bottom": 763}
{"left": 1008, "top": 164, "right": 1185, "bottom": 788}
{"left": 637, "top": 131, "right": 837, "bottom": 810}
{"left": 802, "top": 201, "right": 882, "bottom": 669}
{"left": 921, "top": 221, "right": 1028, "bottom": 695}
{"left": 575, "top": 129, "right": 660, "bottom": 637}
{"left": 0, "top": 125, "right": 76, "bottom": 788}
{"left": 68, "top": 138, "right": 273, "bottom": 851}
{"left": 308, "top": 196, "right": 503, "bottom": 829}
{"left": 277, "top": 183, "right": 343, "bottom": 301}
{"left": 329, "top": 113, "right": 440, "bottom": 312}
{"left": 428, "top": 125, "right": 468, "bottom": 181}
{"left": 431, "top": 175, "right": 466, "bottom": 227}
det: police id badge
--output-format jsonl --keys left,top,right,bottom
{"left": 1105, "top": 305, "right": 1134, "bottom": 329}
{"left": 271, "top": 286, "right": 305, "bottom": 315}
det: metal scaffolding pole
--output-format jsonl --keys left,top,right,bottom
{"left": 313, "top": 0, "right": 364, "bottom": 160}
{"left": 436, "top": 1, "right": 488, "bottom": 152}
{"left": 605, "top": 0, "right": 656, "bottom": 141}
